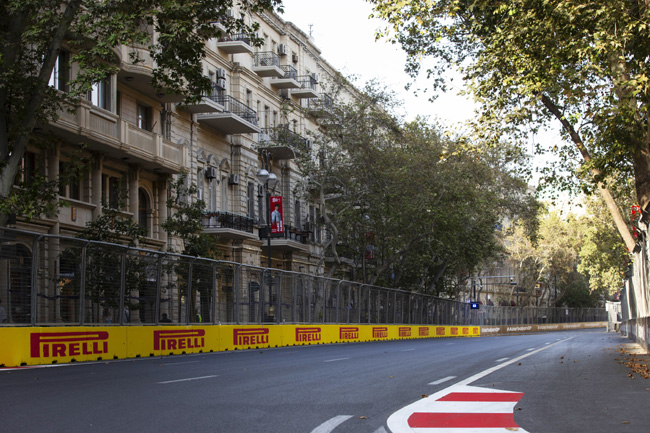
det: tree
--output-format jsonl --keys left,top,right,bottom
{"left": 0, "top": 0, "right": 281, "bottom": 226}
{"left": 505, "top": 206, "right": 602, "bottom": 307}
{"left": 368, "top": 0, "right": 649, "bottom": 252}
{"left": 578, "top": 193, "right": 632, "bottom": 298}
{"left": 295, "top": 81, "right": 537, "bottom": 295}
{"left": 162, "top": 173, "right": 216, "bottom": 258}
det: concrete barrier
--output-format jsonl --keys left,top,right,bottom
{"left": 0, "top": 324, "right": 480, "bottom": 367}
{"left": 480, "top": 322, "right": 607, "bottom": 336}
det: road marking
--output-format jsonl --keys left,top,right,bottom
{"left": 323, "top": 358, "right": 349, "bottom": 363}
{"left": 495, "top": 358, "right": 509, "bottom": 362}
{"left": 310, "top": 415, "right": 353, "bottom": 433}
{"left": 372, "top": 427, "right": 388, "bottom": 433}
{"left": 157, "top": 375, "right": 217, "bottom": 384}
{"left": 402, "top": 349, "right": 416, "bottom": 352}
{"left": 429, "top": 376, "right": 457, "bottom": 386}
{"left": 526, "top": 348, "right": 535, "bottom": 351}
{"left": 388, "top": 337, "right": 575, "bottom": 432}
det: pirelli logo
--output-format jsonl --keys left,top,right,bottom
{"left": 296, "top": 327, "right": 322, "bottom": 342}
{"left": 419, "top": 327, "right": 430, "bottom": 337}
{"left": 339, "top": 327, "right": 359, "bottom": 340}
{"left": 233, "top": 328, "right": 269, "bottom": 346}
{"left": 436, "top": 327, "right": 446, "bottom": 336}
{"left": 154, "top": 330, "right": 205, "bottom": 351}
{"left": 30, "top": 331, "right": 109, "bottom": 358}
{"left": 399, "top": 327, "right": 411, "bottom": 337}
{"left": 373, "top": 327, "right": 388, "bottom": 338}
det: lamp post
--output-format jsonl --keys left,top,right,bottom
{"left": 256, "top": 151, "right": 278, "bottom": 321}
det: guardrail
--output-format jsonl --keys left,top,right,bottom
{"left": 0, "top": 228, "right": 606, "bottom": 327}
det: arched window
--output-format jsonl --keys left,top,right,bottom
{"left": 138, "top": 188, "right": 150, "bottom": 236}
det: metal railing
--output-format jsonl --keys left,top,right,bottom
{"left": 0, "top": 228, "right": 606, "bottom": 327}
{"left": 203, "top": 212, "right": 254, "bottom": 233}
{"left": 210, "top": 95, "right": 257, "bottom": 125}
{"left": 259, "top": 224, "right": 309, "bottom": 244}
{"left": 219, "top": 33, "right": 252, "bottom": 45}
{"left": 279, "top": 65, "right": 297, "bottom": 80}
{"left": 254, "top": 51, "right": 281, "bottom": 67}
{"left": 296, "top": 75, "right": 318, "bottom": 90}
{"left": 259, "top": 126, "right": 309, "bottom": 152}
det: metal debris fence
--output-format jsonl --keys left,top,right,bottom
{"left": 0, "top": 228, "right": 606, "bottom": 327}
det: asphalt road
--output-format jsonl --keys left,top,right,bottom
{"left": 1, "top": 329, "right": 648, "bottom": 433}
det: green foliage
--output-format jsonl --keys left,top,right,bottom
{"left": 295, "top": 80, "right": 536, "bottom": 295}
{"left": 0, "top": 0, "right": 282, "bottom": 225}
{"left": 577, "top": 194, "right": 631, "bottom": 297}
{"left": 162, "top": 172, "right": 217, "bottom": 258}
{"left": 368, "top": 0, "right": 650, "bottom": 209}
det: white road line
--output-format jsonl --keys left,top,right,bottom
{"left": 428, "top": 376, "right": 457, "bottom": 386}
{"left": 323, "top": 358, "right": 349, "bottom": 363}
{"left": 495, "top": 357, "right": 509, "bottom": 362}
{"left": 373, "top": 427, "right": 388, "bottom": 433}
{"left": 527, "top": 348, "right": 535, "bottom": 351}
{"left": 310, "top": 415, "right": 353, "bottom": 433}
{"left": 402, "top": 349, "right": 416, "bottom": 352}
{"left": 157, "top": 375, "right": 217, "bottom": 384}
{"left": 387, "top": 337, "right": 575, "bottom": 433}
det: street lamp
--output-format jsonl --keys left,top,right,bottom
{"left": 256, "top": 151, "right": 278, "bottom": 322}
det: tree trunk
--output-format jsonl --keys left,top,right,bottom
{"left": 540, "top": 94, "right": 636, "bottom": 252}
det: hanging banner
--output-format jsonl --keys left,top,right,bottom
{"left": 271, "top": 196, "right": 284, "bottom": 234}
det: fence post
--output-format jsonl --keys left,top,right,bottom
{"left": 186, "top": 259, "right": 193, "bottom": 325}
{"left": 211, "top": 263, "right": 217, "bottom": 324}
{"left": 155, "top": 254, "right": 162, "bottom": 325}
{"left": 234, "top": 264, "right": 241, "bottom": 324}
{"left": 119, "top": 250, "right": 126, "bottom": 324}
{"left": 335, "top": 280, "right": 343, "bottom": 323}
{"left": 79, "top": 242, "right": 88, "bottom": 326}
{"left": 30, "top": 235, "right": 42, "bottom": 326}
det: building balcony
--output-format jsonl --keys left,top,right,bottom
{"left": 196, "top": 95, "right": 260, "bottom": 134}
{"left": 217, "top": 33, "right": 254, "bottom": 54}
{"left": 51, "top": 99, "right": 182, "bottom": 173}
{"left": 252, "top": 52, "right": 283, "bottom": 78}
{"left": 179, "top": 85, "right": 226, "bottom": 114}
{"left": 259, "top": 224, "right": 310, "bottom": 252}
{"left": 203, "top": 211, "right": 258, "bottom": 240}
{"left": 120, "top": 120, "right": 185, "bottom": 173}
{"left": 258, "top": 126, "right": 311, "bottom": 160}
{"left": 117, "top": 45, "right": 184, "bottom": 103}
{"left": 304, "top": 93, "right": 334, "bottom": 117}
{"left": 291, "top": 75, "right": 319, "bottom": 99}
{"left": 270, "top": 65, "right": 300, "bottom": 89}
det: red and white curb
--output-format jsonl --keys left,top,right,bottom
{"left": 388, "top": 384, "right": 526, "bottom": 432}
{"left": 386, "top": 337, "right": 577, "bottom": 433}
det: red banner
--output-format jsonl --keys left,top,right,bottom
{"left": 270, "top": 196, "right": 284, "bottom": 234}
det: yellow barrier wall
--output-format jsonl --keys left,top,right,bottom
{"left": 0, "top": 324, "right": 480, "bottom": 367}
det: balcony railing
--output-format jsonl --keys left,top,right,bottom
{"left": 259, "top": 126, "right": 309, "bottom": 152}
{"left": 259, "top": 224, "right": 309, "bottom": 244}
{"left": 217, "top": 33, "right": 254, "bottom": 54}
{"left": 305, "top": 93, "right": 334, "bottom": 111}
{"left": 203, "top": 211, "right": 254, "bottom": 233}
{"left": 208, "top": 94, "right": 258, "bottom": 125}
{"left": 297, "top": 75, "right": 318, "bottom": 90}
{"left": 280, "top": 65, "right": 298, "bottom": 80}
{"left": 254, "top": 51, "right": 281, "bottom": 67}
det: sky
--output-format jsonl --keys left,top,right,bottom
{"left": 278, "top": 0, "right": 583, "bottom": 210}
{"left": 279, "top": 0, "right": 475, "bottom": 127}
